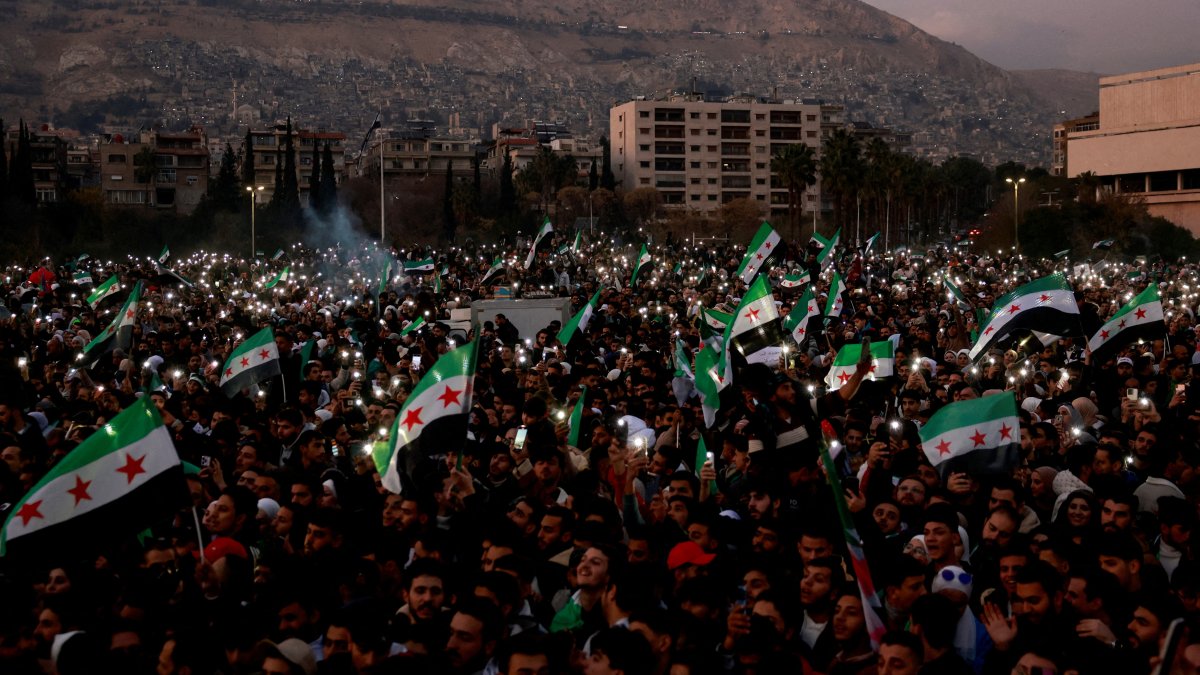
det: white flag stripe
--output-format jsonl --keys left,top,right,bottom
{"left": 1088, "top": 301, "right": 1164, "bottom": 352}
{"left": 381, "top": 373, "right": 472, "bottom": 493}
{"left": 6, "top": 426, "right": 178, "bottom": 538}
{"left": 921, "top": 416, "right": 1017, "bottom": 467}
{"left": 969, "top": 288, "right": 1076, "bottom": 359}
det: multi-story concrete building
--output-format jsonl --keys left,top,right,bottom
{"left": 610, "top": 94, "right": 843, "bottom": 216}
{"left": 245, "top": 122, "right": 347, "bottom": 206}
{"left": 1066, "top": 63, "right": 1200, "bottom": 232}
{"left": 357, "top": 126, "right": 477, "bottom": 181}
{"left": 98, "top": 127, "right": 210, "bottom": 213}
{"left": 4, "top": 126, "right": 71, "bottom": 203}
{"left": 1051, "top": 112, "right": 1098, "bottom": 177}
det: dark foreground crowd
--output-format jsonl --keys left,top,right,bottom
{"left": 2, "top": 238, "right": 1200, "bottom": 675}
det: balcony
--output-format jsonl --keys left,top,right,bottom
{"left": 654, "top": 126, "right": 685, "bottom": 139}
{"left": 721, "top": 144, "right": 750, "bottom": 156}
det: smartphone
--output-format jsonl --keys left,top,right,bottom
{"left": 1127, "top": 388, "right": 1138, "bottom": 401}
{"left": 513, "top": 425, "right": 528, "bottom": 450}
{"left": 412, "top": 355, "right": 422, "bottom": 371}
{"left": 1153, "top": 617, "right": 1187, "bottom": 675}
{"left": 199, "top": 455, "right": 212, "bottom": 468}
{"left": 1177, "top": 384, "right": 1187, "bottom": 394}
{"left": 331, "top": 442, "right": 340, "bottom": 458}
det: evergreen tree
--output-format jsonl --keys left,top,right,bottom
{"left": 280, "top": 117, "right": 301, "bottom": 223}
{"left": 443, "top": 160, "right": 455, "bottom": 241}
{"left": 472, "top": 154, "right": 481, "bottom": 213}
{"left": 309, "top": 133, "right": 322, "bottom": 213}
{"left": 600, "top": 134, "right": 616, "bottom": 191}
{"left": 12, "top": 120, "right": 36, "bottom": 205}
{"left": 319, "top": 143, "right": 337, "bottom": 210}
{"left": 588, "top": 156, "right": 598, "bottom": 192}
{"left": 270, "top": 145, "right": 283, "bottom": 211}
{"left": 499, "top": 151, "right": 515, "bottom": 216}
{"left": 241, "top": 128, "right": 255, "bottom": 187}
{"left": 212, "top": 143, "right": 240, "bottom": 211}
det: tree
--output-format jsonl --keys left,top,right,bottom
{"left": 11, "top": 120, "right": 36, "bottom": 205}
{"left": 518, "top": 146, "right": 576, "bottom": 216}
{"left": 270, "top": 145, "right": 283, "bottom": 211}
{"left": 319, "top": 143, "right": 337, "bottom": 210}
{"left": 623, "top": 187, "right": 661, "bottom": 227}
{"left": 211, "top": 143, "right": 240, "bottom": 211}
{"left": 556, "top": 186, "right": 589, "bottom": 226}
{"left": 309, "top": 134, "right": 323, "bottom": 213}
{"left": 719, "top": 197, "right": 766, "bottom": 239}
{"left": 819, "top": 128, "right": 863, "bottom": 235}
{"left": 133, "top": 145, "right": 157, "bottom": 208}
{"left": 442, "top": 160, "right": 456, "bottom": 241}
{"left": 499, "top": 151, "right": 516, "bottom": 216}
{"left": 588, "top": 157, "right": 598, "bottom": 192}
{"left": 0, "top": 118, "right": 7, "bottom": 200}
{"left": 241, "top": 128, "right": 255, "bottom": 187}
{"left": 770, "top": 143, "right": 817, "bottom": 239}
{"left": 279, "top": 117, "right": 301, "bottom": 224}
{"left": 600, "top": 135, "right": 616, "bottom": 190}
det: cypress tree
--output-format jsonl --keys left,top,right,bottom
{"left": 319, "top": 143, "right": 337, "bottom": 210}
{"left": 0, "top": 118, "right": 7, "bottom": 199}
{"left": 241, "top": 128, "right": 255, "bottom": 187}
{"left": 214, "top": 142, "right": 239, "bottom": 211}
{"left": 600, "top": 134, "right": 615, "bottom": 191}
{"left": 14, "top": 120, "right": 35, "bottom": 205}
{"left": 309, "top": 132, "right": 322, "bottom": 213}
{"left": 271, "top": 144, "right": 283, "bottom": 211}
{"left": 280, "top": 117, "right": 300, "bottom": 222}
{"left": 443, "top": 159, "right": 455, "bottom": 240}
{"left": 499, "top": 151, "right": 515, "bottom": 216}
{"left": 472, "top": 153, "right": 481, "bottom": 215}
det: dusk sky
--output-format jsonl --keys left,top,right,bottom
{"left": 867, "top": 0, "right": 1200, "bottom": 74}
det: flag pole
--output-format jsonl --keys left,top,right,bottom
{"left": 192, "top": 506, "right": 206, "bottom": 563}
{"left": 379, "top": 121, "right": 385, "bottom": 243}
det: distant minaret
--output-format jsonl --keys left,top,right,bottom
{"left": 231, "top": 79, "right": 238, "bottom": 121}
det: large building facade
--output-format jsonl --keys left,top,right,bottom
{"left": 610, "top": 95, "right": 845, "bottom": 217}
{"left": 1066, "top": 63, "right": 1200, "bottom": 232}
{"left": 99, "top": 128, "right": 210, "bottom": 213}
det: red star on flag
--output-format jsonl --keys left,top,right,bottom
{"left": 807, "top": 305, "right": 815, "bottom": 313}
{"left": 1009, "top": 304, "right": 1021, "bottom": 314}
{"left": 999, "top": 424, "right": 1013, "bottom": 441}
{"left": 259, "top": 349, "right": 271, "bottom": 360}
{"left": 126, "top": 309, "right": 135, "bottom": 319}
{"left": 437, "top": 385, "right": 463, "bottom": 408}
{"left": 1135, "top": 308, "right": 1147, "bottom": 319}
{"left": 15, "top": 500, "right": 43, "bottom": 526}
{"left": 936, "top": 440, "right": 952, "bottom": 456}
{"left": 401, "top": 407, "right": 424, "bottom": 432}
{"left": 745, "top": 308, "right": 760, "bottom": 322}
{"left": 224, "top": 367, "right": 233, "bottom": 377}
{"left": 868, "top": 363, "right": 878, "bottom": 373}
{"left": 837, "top": 371, "right": 852, "bottom": 384}
{"left": 1040, "top": 294, "right": 1051, "bottom": 302}
{"left": 1119, "top": 320, "right": 1127, "bottom": 329}
{"left": 116, "top": 453, "right": 147, "bottom": 484}
{"left": 755, "top": 253, "right": 764, "bottom": 260}
{"left": 984, "top": 326, "right": 994, "bottom": 335}
{"left": 1100, "top": 330, "right": 1110, "bottom": 340}
{"left": 67, "top": 475, "right": 92, "bottom": 506}
{"left": 797, "top": 327, "right": 806, "bottom": 336}
{"left": 240, "top": 357, "right": 249, "bottom": 367}
{"left": 764, "top": 241, "right": 772, "bottom": 249}
{"left": 970, "top": 430, "right": 988, "bottom": 447}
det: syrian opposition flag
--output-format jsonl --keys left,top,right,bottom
{"left": 943, "top": 276, "right": 972, "bottom": 312}
{"left": 824, "top": 270, "right": 848, "bottom": 320}
{"left": 920, "top": 393, "right": 1021, "bottom": 475}
{"left": 272, "top": 248, "right": 285, "bottom": 261}
{"left": 825, "top": 340, "right": 894, "bottom": 391}
{"left": 630, "top": 244, "right": 652, "bottom": 287}
{"left": 0, "top": 397, "right": 187, "bottom": 559}
{"left": 566, "top": 385, "right": 588, "bottom": 449}
{"left": 480, "top": 256, "right": 505, "bottom": 285}
{"left": 558, "top": 287, "right": 603, "bottom": 345}
{"left": 155, "top": 263, "right": 194, "bottom": 288}
{"left": 399, "top": 316, "right": 427, "bottom": 339}
{"left": 87, "top": 275, "right": 121, "bottom": 307}
{"left": 862, "top": 232, "right": 880, "bottom": 256}
{"left": 783, "top": 287, "right": 819, "bottom": 344}
{"left": 524, "top": 219, "right": 553, "bottom": 269}
{"left": 73, "top": 270, "right": 93, "bottom": 287}
{"left": 812, "top": 228, "right": 840, "bottom": 268}
{"left": 265, "top": 266, "right": 289, "bottom": 289}
{"left": 700, "top": 308, "right": 731, "bottom": 348}
{"left": 781, "top": 271, "right": 811, "bottom": 289}
{"left": 736, "top": 222, "right": 781, "bottom": 284}
{"left": 219, "top": 327, "right": 281, "bottom": 398}
{"left": 694, "top": 343, "right": 728, "bottom": 428}
{"left": 81, "top": 282, "right": 142, "bottom": 366}
{"left": 375, "top": 339, "right": 478, "bottom": 493}
{"left": 572, "top": 230, "right": 582, "bottom": 255}
{"left": 726, "top": 275, "right": 785, "bottom": 366}
{"left": 968, "top": 274, "right": 1082, "bottom": 361}
{"left": 1088, "top": 284, "right": 1165, "bottom": 363}
{"left": 403, "top": 258, "right": 435, "bottom": 273}
{"left": 158, "top": 245, "right": 170, "bottom": 264}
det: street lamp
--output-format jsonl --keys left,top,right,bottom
{"left": 1006, "top": 177, "right": 1025, "bottom": 250}
{"left": 246, "top": 185, "right": 265, "bottom": 258}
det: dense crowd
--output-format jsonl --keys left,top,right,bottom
{"left": 1, "top": 234, "right": 1199, "bottom": 675}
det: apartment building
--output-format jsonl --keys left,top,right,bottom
{"left": 1067, "top": 62, "right": 1200, "bottom": 232}
{"left": 98, "top": 127, "right": 210, "bottom": 213}
{"left": 245, "top": 123, "right": 347, "bottom": 205}
{"left": 1051, "top": 112, "right": 1098, "bottom": 177}
{"left": 610, "top": 95, "right": 841, "bottom": 216}
{"left": 357, "top": 127, "right": 477, "bottom": 181}
{"left": 4, "top": 126, "right": 70, "bottom": 203}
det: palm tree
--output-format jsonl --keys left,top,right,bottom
{"left": 819, "top": 129, "right": 864, "bottom": 236}
{"left": 770, "top": 143, "right": 817, "bottom": 240}
{"left": 133, "top": 145, "right": 157, "bottom": 208}
{"left": 862, "top": 138, "right": 893, "bottom": 245}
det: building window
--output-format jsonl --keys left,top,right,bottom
{"left": 707, "top": 146, "right": 717, "bottom": 152}
{"left": 640, "top": 177, "right": 650, "bottom": 184}
{"left": 707, "top": 162, "right": 717, "bottom": 169}
{"left": 36, "top": 188, "right": 56, "bottom": 203}
{"left": 691, "top": 194, "right": 700, "bottom": 201}
{"left": 690, "top": 129, "right": 700, "bottom": 136}
{"left": 639, "top": 128, "right": 650, "bottom": 135}
{"left": 707, "top": 113, "right": 717, "bottom": 119}
{"left": 706, "top": 129, "right": 717, "bottom": 136}
{"left": 690, "top": 112, "right": 700, "bottom": 119}
{"left": 708, "top": 194, "right": 717, "bottom": 201}
{"left": 640, "top": 145, "right": 651, "bottom": 151}
{"left": 690, "top": 145, "right": 700, "bottom": 152}
{"left": 756, "top": 178, "right": 766, "bottom": 185}
{"left": 708, "top": 178, "right": 717, "bottom": 185}
{"left": 690, "top": 161, "right": 701, "bottom": 169}
{"left": 756, "top": 163, "right": 766, "bottom": 169}
{"left": 691, "top": 177, "right": 701, "bottom": 184}
{"left": 640, "top": 111, "right": 650, "bottom": 118}
{"left": 756, "top": 130, "right": 765, "bottom": 137}
{"left": 640, "top": 161, "right": 650, "bottom": 168}
{"left": 107, "top": 154, "right": 127, "bottom": 164}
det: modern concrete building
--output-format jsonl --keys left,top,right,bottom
{"left": 245, "top": 122, "right": 347, "bottom": 206}
{"left": 1051, "top": 112, "right": 1098, "bottom": 177}
{"left": 1066, "top": 63, "right": 1200, "bottom": 232}
{"left": 609, "top": 94, "right": 845, "bottom": 217}
{"left": 99, "top": 127, "right": 210, "bottom": 213}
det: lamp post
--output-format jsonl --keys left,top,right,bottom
{"left": 246, "top": 185, "right": 264, "bottom": 258}
{"left": 1005, "top": 177, "right": 1025, "bottom": 251}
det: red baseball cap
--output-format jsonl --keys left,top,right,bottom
{"left": 667, "top": 541, "right": 716, "bottom": 570}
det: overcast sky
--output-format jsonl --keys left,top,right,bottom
{"left": 867, "top": 0, "right": 1200, "bottom": 74}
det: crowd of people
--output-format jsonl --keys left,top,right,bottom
{"left": 1, "top": 232, "right": 1199, "bottom": 675}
